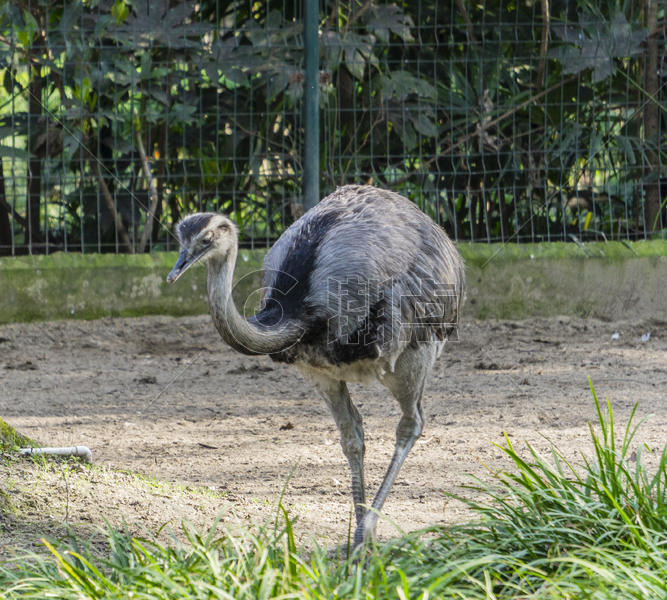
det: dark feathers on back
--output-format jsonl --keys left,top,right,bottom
{"left": 255, "top": 185, "right": 465, "bottom": 365}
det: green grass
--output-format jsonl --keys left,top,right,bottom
{"left": 1, "top": 382, "right": 665, "bottom": 599}
{"left": 0, "top": 418, "right": 36, "bottom": 451}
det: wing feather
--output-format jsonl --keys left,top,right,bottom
{"left": 259, "top": 185, "right": 465, "bottom": 360}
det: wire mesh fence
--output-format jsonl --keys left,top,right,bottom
{"left": 0, "top": 0, "right": 665, "bottom": 255}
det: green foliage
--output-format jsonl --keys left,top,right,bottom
{"left": 0, "top": 0, "right": 664, "bottom": 251}
{"left": 319, "top": 0, "right": 665, "bottom": 242}
{"left": 0, "top": 0, "right": 305, "bottom": 251}
{"left": 0, "top": 418, "right": 35, "bottom": 451}
{"left": 1, "top": 386, "right": 665, "bottom": 598}
{"left": 550, "top": 12, "right": 648, "bottom": 83}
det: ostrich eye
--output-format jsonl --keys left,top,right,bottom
{"left": 201, "top": 233, "right": 214, "bottom": 245}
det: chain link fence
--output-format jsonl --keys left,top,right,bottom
{"left": 0, "top": 0, "right": 665, "bottom": 255}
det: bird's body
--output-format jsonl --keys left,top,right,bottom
{"left": 168, "top": 185, "right": 465, "bottom": 548}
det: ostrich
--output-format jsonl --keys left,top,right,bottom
{"left": 167, "top": 185, "right": 465, "bottom": 548}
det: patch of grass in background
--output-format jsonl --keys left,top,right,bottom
{"left": 1, "top": 383, "right": 665, "bottom": 599}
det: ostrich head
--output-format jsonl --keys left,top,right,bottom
{"left": 167, "top": 213, "right": 237, "bottom": 283}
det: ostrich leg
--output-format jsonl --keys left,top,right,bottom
{"left": 355, "top": 344, "right": 438, "bottom": 547}
{"left": 310, "top": 375, "right": 367, "bottom": 526}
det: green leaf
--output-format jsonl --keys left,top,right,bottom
{"left": 365, "top": 4, "right": 415, "bottom": 43}
{"left": 16, "top": 30, "right": 30, "bottom": 48}
{"left": 111, "top": 0, "right": 130, "bottom": 25}
{"left": 341, "top": 32, "right": 374, "bottom": 80}
{"left": 0, "top": 145, "right": 32, "bottom": 159}
{"left": 345, "top": 48, "right": 365, "bottom": 80}
{"left": 321, "top": 31, "right": 343, "bottom": 72}
{"left": 2, "top": 68, "right": 16, "bottom": 93}
{"left": 412, "top": 110, "right": 438, "bottom": 138}
{"left": 59, "top": 2, "right": 82, "bottom": 36}
{"left": 550, "top": 12, "right": 648, "bottom": 83}
{"left": 17, "top": 9, "right": 39, "bottom": 48}
{"left": 265, "top": 69, "right": 289, "bottom": 101}
{"left": 383, "top": 71, "right": 436, "bottom": 102}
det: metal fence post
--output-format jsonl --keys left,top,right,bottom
{"left": 303, "top": 0, "right": 320, "bottom": 211}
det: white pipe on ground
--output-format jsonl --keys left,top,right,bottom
{"left": 19, "top": 446, "right": 93, "bottom": 463}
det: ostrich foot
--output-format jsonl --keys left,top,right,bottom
{"left": 353, "top": 511, "right": 379, "bottom": 549}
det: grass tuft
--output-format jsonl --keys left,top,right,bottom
{"left": 0, "top": 419, "right": 36, "bottom": 452}
{"left": 0, "top": 384, "right": 665, "bottom": 599}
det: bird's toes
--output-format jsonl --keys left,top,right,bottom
{"left": 353, "top": 513, "right": 378, "bottom": 549}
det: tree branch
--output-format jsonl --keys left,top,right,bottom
{"left": 440, "top": 74, "right": 578, "bottom": 157}
{"left": 135, "top": 122, "right": 161, "bottom": 254}
{"left": 92, "top": 159, "right": 134, "bottom": 253}
{"left": 537, "top": 0, "right": 551, "bottom": 89}
{"left": 0, "top": 197, "right": 31, "bottom": 234}
{"left": 455, "top": 0, "right": 477, "bottom": 43}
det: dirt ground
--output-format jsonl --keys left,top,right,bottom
{"left": 1, "top": 314, "right": 665, "bottom": 556}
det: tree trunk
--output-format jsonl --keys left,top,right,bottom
{"left": 643, "top": 0, "right": 660, "bottom": 233}
{"left": 92, "top": 158, "right": 134, "bottom": 253}
{"left": 27, "top": 75, "right": 43, "bottom": 250}
{"left": 151, "top": 125, "right": 167, "bottom": 247}
{"left": 0, "top": 159, "right": 11, "bottom": 254}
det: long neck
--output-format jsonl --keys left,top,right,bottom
{"left": 206, "top": 245, "right": 303, "bottom": 355}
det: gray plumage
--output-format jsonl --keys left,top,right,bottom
{"left": 167, "top": 184, "right": 465, "bottom": 548}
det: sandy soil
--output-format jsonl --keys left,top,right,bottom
{"left": 0, "top": 314, "right": 665, "bottom": 555}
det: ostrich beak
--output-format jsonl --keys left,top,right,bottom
{"left": 167, "top": 248, "right": 205, "bottom": 283}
